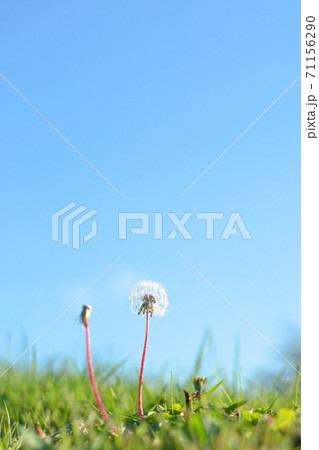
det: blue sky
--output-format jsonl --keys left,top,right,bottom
{"left": 0, "top": 1, "right": 300, "bottom": 385}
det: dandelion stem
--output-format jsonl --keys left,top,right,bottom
{"left": 138, "top": 309, "right": 149, "bottom": 419}
{"left": 85, "top": 323, "right": 110, "bottom": 420}
{"left": 85, "top": 323, "right": 118, "bottom": 434}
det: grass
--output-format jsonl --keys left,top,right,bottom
{"left": 0, "top": 357, "right": 300, "bottom": 449}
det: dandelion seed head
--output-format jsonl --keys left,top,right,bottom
{"left": 129, "top": 280, "right": 169, "bottom": 317}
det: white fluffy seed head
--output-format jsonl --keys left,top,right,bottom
{"left": 129, "top": 280, "right": 169, "bottom": 317}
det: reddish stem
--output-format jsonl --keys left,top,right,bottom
{"left": 138, "top": 310, "right": 150, "bottom": 419}
{"left": 85, "top": 323, "right": 118, "bottom": 434}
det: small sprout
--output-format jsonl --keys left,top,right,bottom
{"left": 78, "top": 422, "right": 89, "bottom": 435}
{"left": 35, "top": 424, "right": 47, "bottom": 439}
{"left": 193, "top": 377, "right": 207, "bottom": 401}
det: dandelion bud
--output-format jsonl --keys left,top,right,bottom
{"left": 80, "top": 304, "right": 92, "bottom": 325}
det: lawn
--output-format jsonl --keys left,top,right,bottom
{"left": 0, "top": 355, "right": 300, "bottom": 449}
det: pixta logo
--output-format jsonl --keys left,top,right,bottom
{"left": 52, "top": 202, "right": 98, "bottom": 250}
{"left": 118, "top": 212, "right": 251, "bottom": 240}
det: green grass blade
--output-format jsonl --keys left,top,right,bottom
{"left": 170, "top": 371, "right": 174, "bottom": 413}
{"left": 193, "top": 330, "right": 212, "bottom": 374}
{"left": 295, "top": 364, "right": 300, "bottom": 405}
{"left": 213, "top": 370, "right": 234, "bottom": 403}
{"left": 198, "top": 380, "right": 223, "bottom": 403}
{"left": 224, "top": 401, "right": 247, "bottom": 414}
{"left": 268, "top": 378, "right": 289, "bottom": 411}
